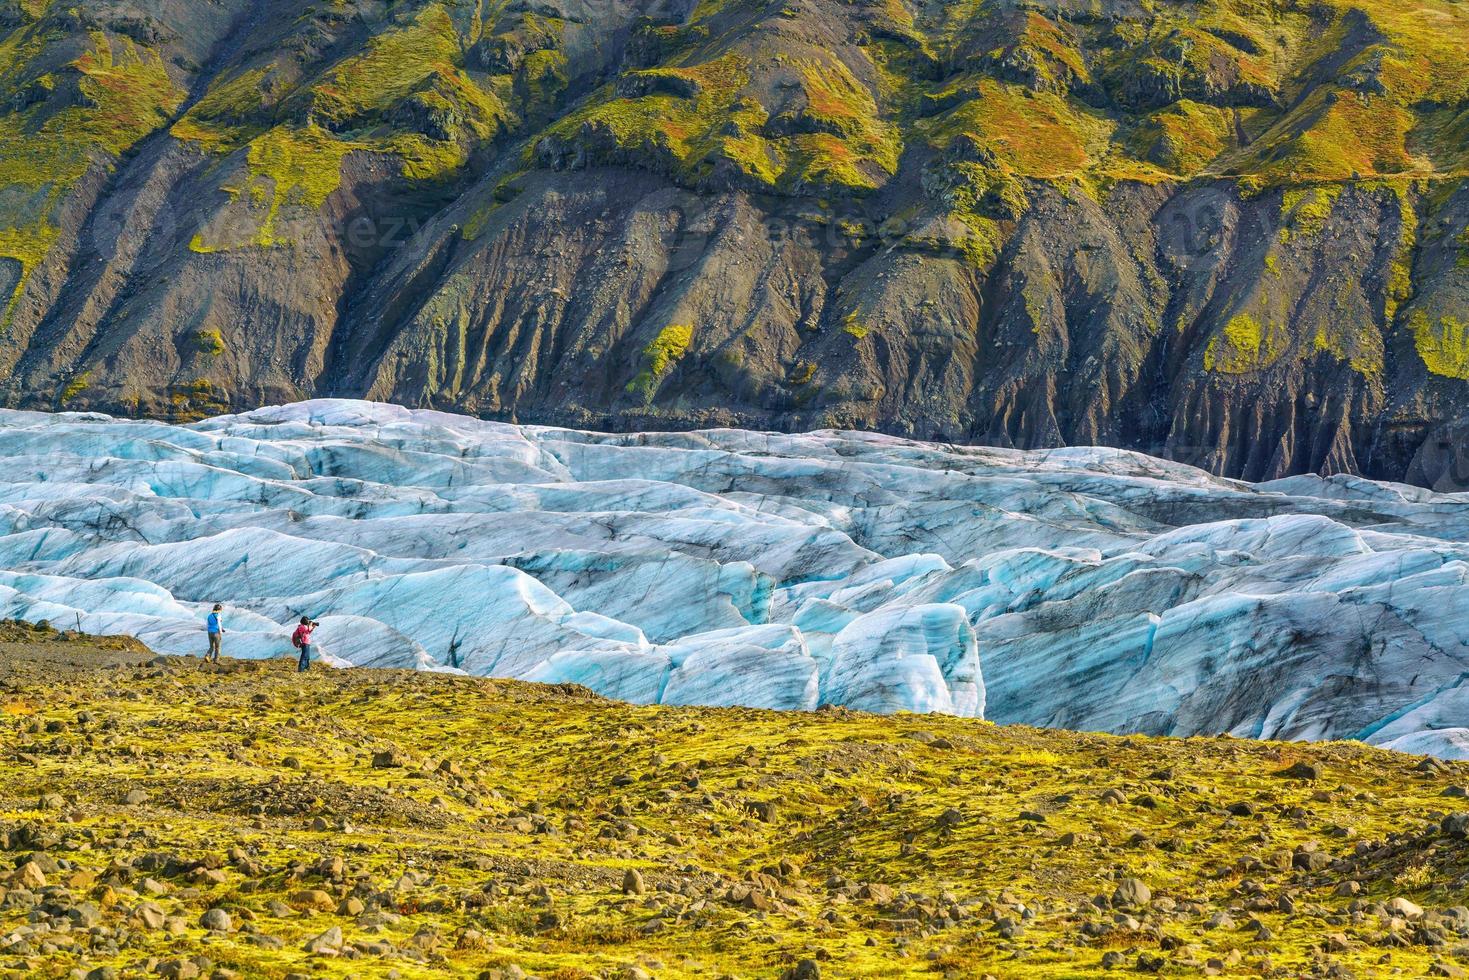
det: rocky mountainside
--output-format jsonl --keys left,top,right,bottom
{"left": 0, "top": 0, "right": 1467, "bottom": 483}
{"left": 5, "top": 622, "right": 1469, "bottom": 978}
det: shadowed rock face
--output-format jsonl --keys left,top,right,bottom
{"left": 0, "top": 0, "right": 1466, "bottom": 485}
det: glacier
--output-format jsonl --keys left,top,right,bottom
{"left": 1, "top": 399, "right": 1467, "bottom": 757}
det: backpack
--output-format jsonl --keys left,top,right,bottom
{"left": 292, "top": 628, "right": 304, "bottom": 649}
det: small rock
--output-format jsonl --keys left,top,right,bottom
{"left": 745, "top": 800, "right": 778, "bottom": 823}
{"left": 1387, "top": 897, "right": 1425, "bottom": 920}
{"left": 1136, "top": 953, "right": 1165, "bottom": 972}
{"left": 67, "top": 902, "right": 103, "bottom": 927}
{"left": 303, "top": 926, "right": 343, "bottom": 955}
{"left": 456, "top": 928, "right": 489, "bottom": 951}
{"left": 783, "top": 959, "right": 820, "bottom": 980}
{"left": 134, "top": 902, "right": 166, "bottom": 930}
{"left": 1112, "top": 878, "right": 1151, "bottom": 908}
{"left": 1277, "top": 761, "right": 1322, "bottom": 781}
{"left": 200, "top": 908, "right": 231, "bottom": 933}
{"left": 15, "top": 861, "right": 47, "bottom": 889}
{"left": 1294, "top": 850, "right": 1332, "bottom": 872}
{"left": 289, "top": 889, "right": 336, "bottom": 912}
{"left": 371, "top": 749, "right": 406, "bottom": 769}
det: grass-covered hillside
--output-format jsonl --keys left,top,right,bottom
{"left": 4, "top": 621, "right": 1469, "bottom": 978}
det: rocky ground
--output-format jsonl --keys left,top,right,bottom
{"left": 3, "top": 622, "right": 1469, "bottom": 979}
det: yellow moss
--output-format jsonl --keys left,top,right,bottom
{"left": 539, "top": 49, "right": 900, "bottom": 194}
{"left": 787, "top": 57, "right": 901, "bottom": 188}
{"left": 627, "top": 323, "right": 694, "bottom": 401}
{"left": 1226, "top": 89, "right": 1418, "bottom": 185}
{"left": 226, "top": 126, "right": 359, "bottom": 249}
{"left": 538, "top": 54, "right": 756, "bottom": 183}
{"left": 0, "top": 31, "right": 183, "bottom": 310}
{"left": 1383, "top": 185, "right": 1418, "bottom": 322}
{"left": 788, "top": 359, "right": 817, "bottom": 384}
{"left": 1279, "top": 186, "right": 1341, "bottom": 242}
{"left": 60, "top": 370, "right": 91, "bottom": 403}
{"left": 170, "top": 68, "right": 272, "bottom": 152}
{"left": 311, "top": 5, "right": 461, "bottom": 127}
{"left": 519, "top": 49, "right": 569, "bottom": 108}
{"left": 1319, "top": 0, "right": 1469, "bottom": 106}
{"left": 927, "top": 79, "right": 1109, "bottom": 181}
{"left": 196, "top": 329, "right": 225, "bottom": 356}
{"left": 1204, "top": 313, "right": 1287, "bottom": 374}
{"left": 175, "top": 5, "right": 507, "bottom": 240}
{"left": 0, "top": 218, "right": 58, "bottom": 328}
{"left": 1411, "top": 311, "right": 1469, "bottom": 380}
{"left": 1134, "top": 100, "right": 1232, "bottom": 178}
{"left": 4, "top": 628, "right": 1469, "bottom": 979}
{"left": 1313, "top": 320, "right": 1383, "bottom": 379}
{"left": 842, "top": 313, "right": 870, "bottom": 338}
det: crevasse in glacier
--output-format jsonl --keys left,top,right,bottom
{"left": 1, "top": 400, "right": 1467, "bottom": 757}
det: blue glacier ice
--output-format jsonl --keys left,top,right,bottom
{"left": 1, "top": 400, "right": 1468, "bottom": 757}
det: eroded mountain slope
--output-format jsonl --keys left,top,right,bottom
{"left": 0, "top": 0, "right": 1467, "bottom": 483}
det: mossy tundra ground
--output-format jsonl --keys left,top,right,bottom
{"left": 2, "top": 621, "right": 1468, "bottom": 979}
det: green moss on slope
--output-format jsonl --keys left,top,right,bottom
{"left": 1204, "top": 313, "right": 1288, "bottom": 374}
{"left": 1411, "top": 311, "right": 1469, "bottom": 380}
{"left": 0, "top": 27, "right": 183, "bottom": 320}
{"left": 627, "top": 322, "right": 694, "bottom": 402}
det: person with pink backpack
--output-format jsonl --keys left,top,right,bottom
{"left": 291, "top": 617, "right": 319, "bottom": 673}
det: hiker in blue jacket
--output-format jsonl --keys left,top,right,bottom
{"left": 205, "top": 604, "right": 224, "bottom": 664}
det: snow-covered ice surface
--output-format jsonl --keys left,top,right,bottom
{"left": 2, "top": 400, "right": 1468, "bottom": 756}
